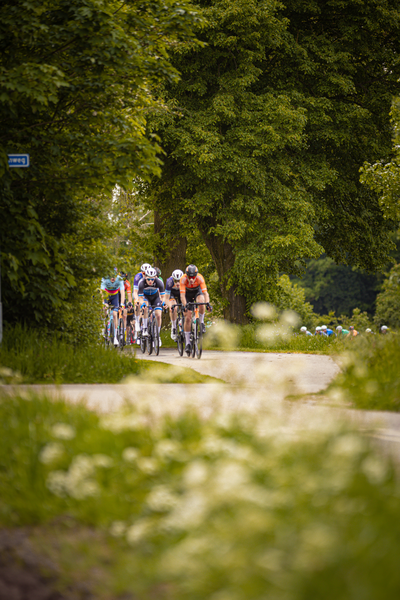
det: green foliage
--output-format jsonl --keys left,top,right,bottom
{"left": 143, "top": 0, "right": 400, "bottom": 320}
{"left": 0, "top": 0, "right": 202, "bottom": 326}
{"left": 374, "top": 264, "right": 400, "bottom": 330}
{"left": 277, "top": 275, "right": 316, "bottom": 328}
{"left": 330, "top": 333, "right": 400, "bottom": 411}
{"left": 1, "top": 391, "right": 400, "bottom": 598}
{"left": 360, "top": 96, "right": 400, "bottom": 222}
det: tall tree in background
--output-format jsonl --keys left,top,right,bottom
{"left": 0, "top": 0, "right": 202, "bottom": 325}
{"left": 144, "top": 0, "right": 400, "bottom": 323}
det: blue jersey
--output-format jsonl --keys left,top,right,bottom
{"left": 101, "top": 276, "right": 124, "bottom": 296}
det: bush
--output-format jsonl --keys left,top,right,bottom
{"left": 277, "top": 275, "right": 316, "bottom": 329}
{"left": 374, "top": 263, "right": 400, "bottom": 330}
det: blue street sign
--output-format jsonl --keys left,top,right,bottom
{"left": 8, "top": 154, "right": 30, "bottom": 167}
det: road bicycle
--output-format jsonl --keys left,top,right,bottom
{"left": 125, "top": 303, "right": 135, "bottom": 345}
{"left": 138, "top": 305, "right": 162, "bottom": 356}
{"left": 185, "top": 302, "right": 211, "bottom": 359}
{"left": 103, "top": 303, "right": 125, "bottom": 349}
{"left": 172, "top": 303, "right": 185, "bottom": 357}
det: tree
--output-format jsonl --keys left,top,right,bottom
{"left": 144, "top": 0, "right": 400, "bottom": 323}
{"left": 0, "top": 0, "right": 202, "bottom": 326}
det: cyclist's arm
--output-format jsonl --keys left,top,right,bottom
{"left": 119, "top": 282, "right": 125, "bottom": 306}
{"left": 199, "top": 275, "right": 210, "bottom": 303}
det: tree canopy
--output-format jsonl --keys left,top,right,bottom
{"left": 0, "top": 0, "right": 202, "bottom": 325}
{"left": 143, "top": 0, "right": 400, "bottom": 322}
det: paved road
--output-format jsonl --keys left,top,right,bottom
{"left": 2, "top": 348, "right": 400, "bottom": 462}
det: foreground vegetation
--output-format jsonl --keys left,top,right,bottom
{"left": 328, "top": 333, "right": 400, "bottom": 412}
{"left": 1, "top": 391, "right": 400, "bottom": 599}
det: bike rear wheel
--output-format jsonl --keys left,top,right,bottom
{"left": 152, "top": 319, "right": 160, "bottom": 356}
{"left": 109, "top": 320, "right": 115, "bottom": 348}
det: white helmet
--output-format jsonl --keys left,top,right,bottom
{"left": 141, "top": 262, "right": 151, "bottom": 273}
{"left": 336, "top": 326, "right": 342, "bottom": 331}
{"left": 321, "top": 325, "right": 327, "bottom": 330}
{"left": 300, "top": 326, "right": 307, "bottom": 332}
{"left": 316, "top": 326, "right": 321, "bottom": 331}
{"left": 145, "top": 266, "right": 157, "bottom": 278}
{"left": 381, "top": 325, "right": 388, "bottom": 331}
{"left": 365, "top": 328, "right": 371, "bottom": 333}
{"left": 172, "top": 269, "right": 184, "bottom": 282}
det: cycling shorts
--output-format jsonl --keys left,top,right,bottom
{"left": 169, "top": 287, "right": 181, "bottom": 302}
{"left": 106, "top": 294, "right": 120, "bottom": 311}
{"left": 143, "top": 294, "right": 163, "bottom": 310}
{"left": 185, "top": 286, "right": 203, "bottom": 304}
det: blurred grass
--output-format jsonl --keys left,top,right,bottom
{"left": 328, "top": 332, "right": 400, "bottom": 411}
{"left": 1, "top": 391, "right": 400, "bottom": 599}
{"left": 0, "top": 324, "right": 217, "bottom": 384}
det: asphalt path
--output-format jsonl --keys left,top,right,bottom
{"left": 2, "top": 347, "right": 400, "bottom": 462}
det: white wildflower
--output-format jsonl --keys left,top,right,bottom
{"left": 154, "top": 439, "right": 181, "bottom": 460}
{"left": 136, "top": 456, "right": 158, "bottom": 474}
{"left": 122, "top": 447, "right": 139, "bottom": 462}
{"left": 92, "top": 454, "right": 113, "bottom": 468}
{"left": 147, "top": 485, "right": 179, "bottom": 512}
{"left": 39, "top": 442, "right": 64, "bottom": 464}
{"left": 362, "top": 456, "right": 388, "bottom": 485}
{"left": 51, "top": 423, "right": 75, "bottom": 440}
{"left": 126, "top": 519, "right": 153, "bottom": 545}
{"left": 251, "top": 302, "right": 277, "bottom": 321}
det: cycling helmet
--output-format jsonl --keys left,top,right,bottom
{"left": 118, "top": 271, "right": 128, "bottom": 280}
{"left": 316, "top": 326, "right": 321, "bottom": 331}
{"left": 186, "top": 264, "right": 198, "bottom": 278}
{"left": 321, "top": 325, "right": 327, "bottom": 330}
{"left": 381, "top": 325, "right": 388, "bottom": 331}
{"left": 141, "top": 262, "right": 151, "bottom": 273}
{"left": 336, "top": 326, "right": 342, "bottom": 331}
{"left": 366, "top": 328, "right": 372, "bottom": 333}
{"left": 349, "top": 325, "right": 354, "bottom": 330}
{"left": 300, "top": 326, "right": 307, "bottom": 332}
{"left": 145, "top": 266, "right": 157, "bottom": 279}
{"left": 172, "top": 269, "right": 184, "bottom": 282}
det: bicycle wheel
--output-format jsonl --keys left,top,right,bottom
{"left": 146, "top": 320, "right": 153, "bottom": 355}
{"left": 152, "top": 318, "right": 160, "bottom": 356}
{"left": 109, "top": 320, "right": 115, "bottom": 348}
{"left": 177, "top": 315, "right": 184, "bottom": 356}
{"left": 195, "top": 319, "right": 203, "bottom": 359}
{"left": 118, "top": 318, "right": 125, "bottom": 349}
{"left": 191, "top": 321, "right": 196, "bottom": 358}
{"left": 139, "top": 318, "right": 146, "bottom": 354}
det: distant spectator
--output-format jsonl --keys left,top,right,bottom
{"left": 346, "top": 325, "right": 358, "bottom": 339}
{"left": 321, "top": 325, "right": 336, "bottom": 337}
{"left": 336, "top": 325, "right": 349, "bottom": 337}
{"left": 300, "top": 326, "right": 312, "bottom": 336}
{"left": 381, "top": 325, "right": 388, "bottom": 335}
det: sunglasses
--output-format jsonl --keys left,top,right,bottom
{"left": 146, "top": 277, "right": 155, "bottom": 282}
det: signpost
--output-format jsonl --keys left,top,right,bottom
{"left": 8, "top": 154, "right": 30, "bottom": 168}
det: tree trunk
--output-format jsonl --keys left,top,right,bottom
{"left": 200, "top": 227, "right": 248, "bottom": 324}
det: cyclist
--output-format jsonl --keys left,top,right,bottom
{"left": 336, "top": 325, "right": 349, "bottom": 337}
{"left": 321, "top": 325, "right": 335, "bottom": 337}
{"left": 180, "top": 264, "right": 211, "bottom": 355}
{"left": 346, "top": 325, "right": 358, "bottom": 338}
{"left": 100, "top": 271, "right": 125, "bottom": 346}
{"left": 165, "top": 269, "right": 184, "bottom": 340}
{"left": 300, "top": 326, "right": 312, "bottom": 336}
{"left": 153, "top": 265, "right": 164, "bottom": 283}
{"left": 118, "top": 271, "right": 133, "bottom": 341}
{"left": 381, "top": 325, "right": 388, "bottom": 335}
{"left": 133, "top": 262, "right": 151, "bottom": 342}
{"left": 137, "top": 265, "right": 165, "bottom": 345}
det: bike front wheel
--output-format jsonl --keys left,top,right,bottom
{"left": 177, "top": 320, "right": 184, "bottom": 356}
{"left": 118, "top": 318, "right": 125, "bottom": 349}
{"left": 139, "top": 319, "right": 146, "bottom": 354}
{"left": 146, "top": 322, "right": 153, "bottom": 355}
{"left": 195, "top": 319, "right": 203, "bottom": 359}
{"left": 152, "top": 319, "right": 160, "bottom": 356}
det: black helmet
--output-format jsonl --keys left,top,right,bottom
{"left": 186, "top": 264, "right": 198, "bottom": 278}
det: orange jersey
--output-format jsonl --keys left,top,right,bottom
{"left": 124, "top": 280, "right": 132, "bottom": 295}
{"left": 180, "top": 274, "right": 208, "bottom": 294}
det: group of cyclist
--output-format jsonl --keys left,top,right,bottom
{"left": 100, "top": 263, "right": 212, "bottom": 355}
{"left": 300, "top": 324, "right": 389, "bottom": 337}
